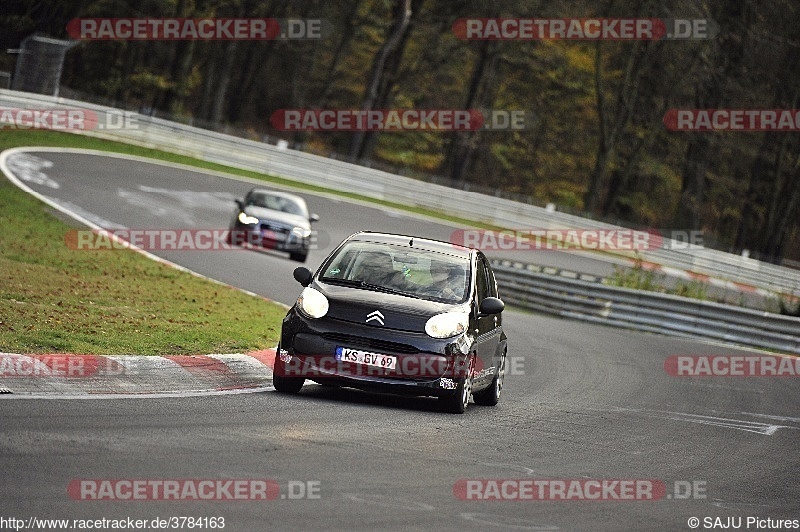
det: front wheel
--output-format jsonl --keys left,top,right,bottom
{"left": 289, "top": 251, "right": 308, "bottom": 263}
{"left": 439, "top": 376, "right": 472, "bottom": 414}
{"left": 272, "top": 349, "right": 304, "bottom": 393}
{"left": 473, "top": 351, "right": 505, "bottom": 406}
{"left": 273, "top": 373, "right": 304, "bottom": 393}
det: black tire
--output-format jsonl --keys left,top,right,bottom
{"left": 273, "top": 349, "right": 304, "bottom": 393}
{"left": 439, "top": 375, "right": 472, "bottom": 414}
{"left": 289, "top": 251, "right": 308, "bottom": 263}
{"left": 273, "top": 373, "right": 304, "bottom": 393}
{"left": 473, "top": 351, "right": 506, "bottom": 406}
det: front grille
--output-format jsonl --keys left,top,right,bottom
{"left": 259, "top": 222, "right": 290, "bottom": 233}
{"left": 320, "top": 332, "right": 420, "bottom": 354}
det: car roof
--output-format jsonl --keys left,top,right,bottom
{"left": 346, "top": 231, "right": 473, "bottom": 259}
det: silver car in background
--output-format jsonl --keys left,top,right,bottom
{"left": 228, "top": 188, "right": 319, "bottom": 262}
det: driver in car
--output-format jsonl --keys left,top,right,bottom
{"left": 427, "top": 261, "right": 466, "bottom": 302}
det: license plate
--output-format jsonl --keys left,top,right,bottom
{"left": 262, "top": 229, "right": 285, "bottom": 242}
{"left": 336, "top": 347, "right": 396, "bottom": 370}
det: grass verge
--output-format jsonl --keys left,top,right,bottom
{"left": 0, "top": 141, "right": 286, "bottom": 354}
{"left": 606, "top": 258, "right": 711, "bottom": 299}
{"left": 603, "top": 257, "right": 798, "bottom": 313}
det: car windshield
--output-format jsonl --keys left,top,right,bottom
{"left": 320, "top": 241, "right": 470, "bottom": 303}
{"left": 246, "top": 192, "right": 307, "bottom": 216}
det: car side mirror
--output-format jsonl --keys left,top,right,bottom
{"left": 293, "top": 266, "right": 313, "bottom": 287}
{"left": 310, "top": 213, "right": 320, "bottom": 223}
{"left": 478, "top": 297, "right": 504, "bottom": 317}
{"left": 235, "top": 199, "right": 244, "bottom": 210}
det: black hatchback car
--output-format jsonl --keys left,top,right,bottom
{"left": 275, "top": 231, "right": 507, "bottom": 413}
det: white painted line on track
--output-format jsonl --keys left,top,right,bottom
{"left": 0, "top": 385, "right": 275, "bottom": 400}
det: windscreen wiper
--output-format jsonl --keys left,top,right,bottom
{"left": 320, "top": 277, "right": 421, "bottom": 299}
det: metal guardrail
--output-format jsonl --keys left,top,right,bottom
{"left": 1, "top": 88, "right": 799, "bottom": 297}
{"left": 491, "top": 260, "right": 800, "bottom": 355}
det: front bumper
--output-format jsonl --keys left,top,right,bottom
{"left": 278, "top": 309, "right": 472, "bottom": 398}
{"left": 231, "top": 223, "right": 309, "bottom": 251}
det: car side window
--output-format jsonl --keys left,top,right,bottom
{"left": 475, "top": 255, "right": 489, "bottom": 303}
{"left": 484, "top": 257, "right": 499, "bottom": 298}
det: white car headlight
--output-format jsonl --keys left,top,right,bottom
{"left": 292, "top": 226, "right": 312, "bottom": 238}
{"left": 296, "top": 287, "right": 329, "bottom": 319}
{"left": 238, "top": 212, "right": 259, "bottom": 225}
{"left": 425, "top": 312, "right": 469, "bottom": 338}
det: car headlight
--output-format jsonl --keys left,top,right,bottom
{"left": 238, "top": 212, "right": 259, "bottom": 225}
{"left": 292, "top": 226, "right": 312, "bottom": 238}
{"left": 296, "top": 287, "right": 329, "bottom": 319}
{"left": 425, "top": 312, "right": 469, "bottom": 338}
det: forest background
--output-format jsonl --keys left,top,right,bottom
{"left": 2, "top": 0, "right": 799, "bottom": 264}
